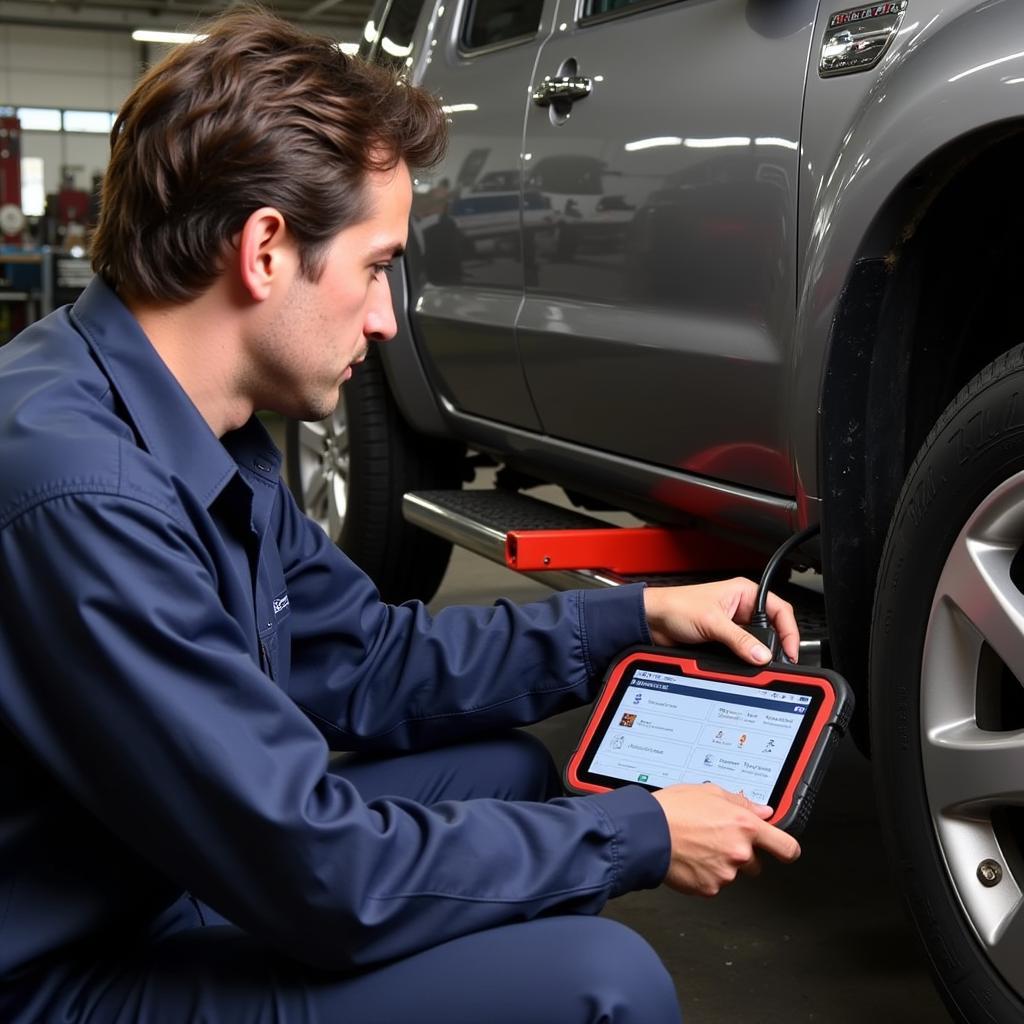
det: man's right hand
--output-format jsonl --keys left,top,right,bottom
{"left": 651, "top": 783, "right": 801, "bottom": 897}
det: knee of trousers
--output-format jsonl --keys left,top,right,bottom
{"left": 539, "top": 917, "right": 681, "bottom": 1024}
{"left": 483, "top": 729, "right": 562, "bottom": 801}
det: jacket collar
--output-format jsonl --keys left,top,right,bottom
{"left": 70, "top": 277, "right": 280, "bottom": 509}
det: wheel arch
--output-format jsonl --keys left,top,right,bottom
{"left": 787, "top": 0, "right": 1024, "bottom": 697}
{"left": 817, "top": 123, "right": 1024, "bottom": 701}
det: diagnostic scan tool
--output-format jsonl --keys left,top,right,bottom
{"left": 565, "top": 646, "right": 854, "bottom": 835}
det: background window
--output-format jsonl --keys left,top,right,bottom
{"left": 20, "top": 157, "right": 45, "bottom": 216}
{"left": 62, "top": 110, "right": 114, "bottom": 134}
{"left": 16, "top": 107, "right": 61, "bottom": 132}
{"left": 462, "top": 0, "right": 544, "bottom": 49}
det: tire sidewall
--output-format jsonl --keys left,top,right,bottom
{"left": 284, "top": 347, "right": 463, "bottom": 603}
{"left": 871, "top": 349, "right": 1024, "bottom": 1023}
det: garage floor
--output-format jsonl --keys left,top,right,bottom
{"left": 428, "top": 545, "right": 951, "bottom": 1023}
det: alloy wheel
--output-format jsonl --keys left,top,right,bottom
{"left": 292, "top": 399, "right": 348, "bottom": 542}
{"left": 922, "top": 467, "right": 1024, "bottom": 995}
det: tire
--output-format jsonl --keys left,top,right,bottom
{"left": 286, "top": 346, "right": 464, "bottom": 604}
{"left": 871, "top": 344, "right": 1024, "bottom": 1022}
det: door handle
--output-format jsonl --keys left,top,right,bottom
{"left": 532, "top": 74, "right": 592, "bottom": 108}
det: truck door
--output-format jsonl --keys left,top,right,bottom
{"left": 402, "top": 0, "right": 560, "bottom": 430}
{"left": 517, "top": 0, "right": 818, "bottom": 495}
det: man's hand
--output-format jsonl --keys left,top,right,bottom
{"left": 652, "top": 783, "right": 801, "bottom": 896}
{"left": 642, "top": 577, "right": 799, "bottom": 664}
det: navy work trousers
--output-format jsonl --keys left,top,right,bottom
{"left": 22, "top": 731, "right": 682, "bottom": 1023}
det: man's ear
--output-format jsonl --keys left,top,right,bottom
{"left": 236, "top": 207, "right": 293, "bottom": 302}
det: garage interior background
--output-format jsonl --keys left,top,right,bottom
{"left": 0, "top": 2, "right": 960, "bottom": 1018}
{"left": 0, "top": 0, "right": 377, "bottom": 335}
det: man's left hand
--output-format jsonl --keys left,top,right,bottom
{"left": 642, "top": 578, "right": 799, "bottom": 664}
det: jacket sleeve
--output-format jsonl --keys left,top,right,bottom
{"left": 0, "top": 491, "right": 669, "bottom": 972}
{"left": 275, "top": 482, "right": 653, "bottom": 751}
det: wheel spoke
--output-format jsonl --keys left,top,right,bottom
{"left": 940, "top": 537, "right": 1024, "bottom": 689}
{"left": 930, "top": 814, "right": 1024, "bottom": 989}
{"left": 925, "top": 720, "right": 1024, "bottom": 814}
{"left": 303, "top": 472, "right": 328, "bottom": 516}
{"left": 326, "top": 474, "right": 345, "bottom": 542}
{"left": 297, "top": 418, "right": 327, "bottom": 455}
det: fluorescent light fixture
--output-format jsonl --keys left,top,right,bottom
{"left": 624, "top": 136, "right": 682, "bottom": 152}
{"left": 684, "top": 136, "right": 751, "bottom": 148}
{"left": 335, "top": 41, "right": 359, "bottom": 54}
{"left": 132, "top": 29, "right": 207, "bottom": 44}
{"left": 441, "top": 103, "right": 478, "bottom": 114}
{"left": 755, "top": 137, "right": 799, "bottom": 150}
{"left": 364, "top": 20, "right": 378, "bottom": 43}
{"left": 380, "top": 36, "right": 413, "bottom": 57}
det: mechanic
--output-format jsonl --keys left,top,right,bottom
{"left": 0, "top": 10, "right": 801, "bottom": 1023}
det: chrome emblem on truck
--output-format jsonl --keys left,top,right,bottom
{"left": 820, "top": 1, "right": 908, "bottom": 77}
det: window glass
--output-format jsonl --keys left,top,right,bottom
{"left": 16, "top": 107, "right": 60, "bottom": 132}
{"left": 462, "top": 0, "right": 543, "bottom": 49}
{"left": 20, "top": 157, "right": 45, "bottom": 216}
{"left": 375, "top": 0, "right": 424, "bottom": 70}
{"left": 582, "top": 0, "right": 666, "bottom": 17}
{"left": 63, "top": 110, "right": 114, "bottom": 134}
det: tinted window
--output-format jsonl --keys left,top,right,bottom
{"left": 462, "top": 0, "right": 544, "bottom": 49}
{"left": 582, "top": 0, "right": 670, "bottom": 18}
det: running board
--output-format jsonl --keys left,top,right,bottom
{"left": 403, "top": 489, "right": 827, "bottom": 662}
{"left": 404, "top": 489, "right": 627, "bottom": 590}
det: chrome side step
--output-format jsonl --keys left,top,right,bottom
{"left": 403, "top": 488, "right": 826, "bottom": 662}
{"left": 403, "top": 489, "right": 628, "bottom": 590}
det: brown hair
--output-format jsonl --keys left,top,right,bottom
{"left": 91, "top": 7, "right": 447, "bottom": 303}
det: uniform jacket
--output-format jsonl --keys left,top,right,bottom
{"left": 0, "top": 278, "right": 669, "bottom": 989}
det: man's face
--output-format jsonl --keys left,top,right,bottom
{"left": 252, "top": 160, "right": 412, "bottom": 421}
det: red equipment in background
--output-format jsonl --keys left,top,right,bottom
{"left": 0, "top": 116, "right": 22, "bottom": 243}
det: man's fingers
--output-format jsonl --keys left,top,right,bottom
{"left": 739, "top": 853, "right": 762, "bottom": 878}
{"left": 710, "top": 614, "right": 772, "bottom": 665}
{"left": 719, "top": 788, "right": 770, "bottom": 815}
{"left": 754, "top": 820, "right": 802, "bottom": 864}
{"left": 764, "top": 591, "right": 800, "bottom": 662}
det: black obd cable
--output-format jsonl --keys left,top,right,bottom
{"left": 745, "top": 523, "right": 821, "bottom": 661}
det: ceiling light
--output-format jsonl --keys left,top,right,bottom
{"left": 132, "top": 29, "right": 207, "bottom": 44}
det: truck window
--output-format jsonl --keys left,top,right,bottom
{"left": 582, "top": 0, "right": 676, "bottom": 21}
{"left": 461, "top": 0, "right": 544, "bottom": 50}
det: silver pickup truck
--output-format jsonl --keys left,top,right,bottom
{"left": 286, "top": 2, "right": 1024, "bottom": 1019}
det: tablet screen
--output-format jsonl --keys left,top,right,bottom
{"left": 578, "top": 661, "right": 822, "bottom": 806}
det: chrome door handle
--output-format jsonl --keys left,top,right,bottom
{"left": 532, "top": 74, "right": 592, "bottom": 107}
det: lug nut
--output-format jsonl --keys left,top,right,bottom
{"left": 978, "top": 859, "right": 1003, "bottom": 887}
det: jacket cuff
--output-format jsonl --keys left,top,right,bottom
{"left": 578, "top": 582, "right": 652, "bottom": 680}
{"left": 589, "top": 784, "right": 670, "bottom": 896}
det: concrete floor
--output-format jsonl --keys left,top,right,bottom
{"left": 428, "top": 545, "right": 952, "bottom": 1023}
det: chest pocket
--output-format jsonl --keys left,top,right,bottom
{"left": 258, "top": 596, "right": 290, "bottom": 684}
{"left": 255, "top": 543, "right": 292, "bottom": 689}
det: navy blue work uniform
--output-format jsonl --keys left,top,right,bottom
{"left": 0, "top": 278, "right": 681, "bottom": 1023}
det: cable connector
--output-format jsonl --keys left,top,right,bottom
{"left": 750, "top": 523, "right": 821, "bottom": 663}
{"left": 745, "top": 611, "right": 781, "bottom": 661}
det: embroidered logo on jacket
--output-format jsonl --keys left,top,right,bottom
{"left": 272, "top": 595, "right": 290, "bottom": 615}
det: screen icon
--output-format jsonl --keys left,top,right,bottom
{"left": 637, "top": 773, "right": 649, "bottom": 783}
